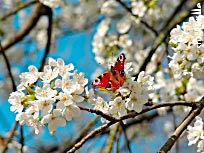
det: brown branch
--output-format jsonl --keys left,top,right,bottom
{"left": 2, "top": 121, "right": 18, "bottom": 153}
{"left": 159, "top": 0, "right": 187, "bottom": 32}
{"left": 20, "top": 125, "right": 24, "bottom": 153}
{"left": 120, "top": 121, "right": 132, "bottom": 153}
{"left": 157, "top": 98, "right": 204, "bottom": 153}
{"left": 39, "top": 5, "right": 53, "bottom": 71}
{"left": 134, "top": 0, "right": 199, "bottom": 78}
{"left": 68, "top": 101, "right": 196, "bottom": 152}
{"left": 67, "top": 120, "right": 114, "bottom": 153}
{"left": 115, "top": 0, "right": 158, "bottom": 36}
{"left": 80, "top": 101, "right": 195, "bottom": 121}
{"left": 103, "top": 122, "right": 120, "bottom": 153}
{"left": 135, "top": 2, "right": 197, "bottom": 78}
{"left": 172, "top": 109, "right": 179, "bottom": 153}
{"left": 0, "top": 41, "right": 16, "bottom": 91}
{"left": 1, "top": 2, "right": 44, "bottom": 51}
{"left": 1, "top": 3, "right": 52, "bottom": 153}
{"left": 0, "top": 0, "right": 37, "bottom": 21}
{"left": 0, "top": 40, "right": 18, "bottom": 152}
{"left": 78, "top": 106, "right": 117, "bottom": 121}
{"left": 62, "top": 117, "right": 99, "bottom": 153}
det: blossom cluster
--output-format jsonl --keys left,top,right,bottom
{"left": 87, "top": 71, "right": 154, "bottom": 122}
{"left": 153, "top": 71, "right": 204, "bottom": 103}
{"left": 169, "top": 15, "right": 204, "bottom": 79}
{"left": 187, "top": 116, "right": 204, "bottom": 152}
{"left": 8, "top": 58, "right": 88, "bottom": 134}
{"left": 92, "top": 0, "right": 168, "bottom": 75}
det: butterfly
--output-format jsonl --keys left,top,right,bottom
{"left": 92, "top": 53, "right": 126, "bottom": 92}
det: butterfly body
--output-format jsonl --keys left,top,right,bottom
{"left": 92, "top": 53, "right": 126, "bottom": 92}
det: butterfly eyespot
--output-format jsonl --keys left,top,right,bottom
{"left": 94, "top": 78, "right": 100, "bottom": 83}
{"left": 118, "top": 53, "right": 126, "bottom": 61}
{"left": 98, "top": 75, "right": 102, "bottom": 80}
{"left": 106, "top": 82, "right": 112, "bottom": 89}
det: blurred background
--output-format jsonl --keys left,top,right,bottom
{"left": 0, "top": 0, "right": 203, "bottom": 152}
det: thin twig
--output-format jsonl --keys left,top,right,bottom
{"left": 159, "top": 0, "right": 187, "bottom": 32}
{"left": 1, "top": 2, "right": 42, "bottom": 51}
{"left": 79, "top": 101, "right": 195, "bottom": 121}
{"left": 0, "top": 0, "right": 37, "bottom": 21}
{"left": 62, "top": 117, "right": 99, "bottom": 153}
{"left": 20, "top": 126, "right": 24, "bottom": 153}
{"left": 68, "top": 100, "right": 197, "bottom": 152}
{"left": 135, "top": 1, "right": 198, "bottom": 78}
{"left": 0, "top": 41, "right": 16, "bottom": 91}
{"left": 39, "top": 5, "right": 53, "bottom": 71}
{"left": 103, "top": 122, "right": 120, "bottom": 153}
{"left": 78, "top": 106, "right": 117, "bottom": 121}
{"left": 115, "top": 0, "right": 158, "bottom": 36}
{"left": 2, "top": 121, "right": 18, "bottom": 153}
{"left": 120, "top": 121, "right": 132, "bottom": 153}
{"left": 171, "top": 109, "right": 179, "bottom": 153}
{"left": 115, "top": 127, "right": 122, "bottom": 153}
{"left": 157, "top": 98, "right": 204, "bottom": 153}
{"left": 0, "top": 36, "right": 18, "bottom": 153}
{"left": 67, "top": 120, "right": 114, "bottom": 153}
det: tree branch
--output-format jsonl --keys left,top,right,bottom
{"left": 135, "top": 0, "right": 199, "bottom": 78}
{"left": 104, "top": 122, "right": 120, "bottom": 153}
{"left": 62, "top": 117, "right": 99, "bottom": 153}
{"left": 120, "top": 121, "right": 132, "bottom": 153}
{"left": 0, "top": 0, "right": 37, "bottom": 21}
{"left": 68, "top": 101, "right": 197, "bottom": 152}
{"left": 115, "top": 0, "right": 158, "bottom": 36}
{"left": 39, "top": 5, "right": 53, "bottom": 71}
{"left": 78, "top": 106, "right": 117, "bottom": 121}
{"left": 0, "top": 41, "right": 16, "bottom": 91}
{"left": 159, "top": 0, "right": 187, "bottom": 32}
{"left": 157, "top": 98, "right": 204, "bottom": 153}
{"left": 2, "top": 121, "right": 18, "bottom": 153}
{"left": 1, "top": 2, "right": 43, "bottom": 51}
{"left": 20, "top": 125, "right": 24, "bottom": 153}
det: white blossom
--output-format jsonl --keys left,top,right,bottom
{"left": 109, "top": 97, "right": 127, "bottom": 118}
{"left": 8, "top": 58, "right": 87, "bottom": 134}
{"left": 8, "top": 91, "right": 25, "bottom": 113}
{"left": 131, "top": 1, "right": 147, "bottom": 18}
{"left": 35, "top": 83, "right": 57, "bottom": 100}
{"left": 40, "top": 65, "right": 59, "bottom": 83}
{"left": 39, "top": 0, "right": 62, "bottom": 8}
{"left": 169, "top": 15, "right": 204, "bottom": 79}
{"left": 41, "top": 109, "right": 66, "bottom": 132}
{"left": 62, "top": 105, "right": 81, "bottom": 121}
{"left": 187, "top": 116, "right": 204, "bottom": 146}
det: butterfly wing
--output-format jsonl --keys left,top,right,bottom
{"left": 92, "top": 53, "right": 126, "bottom": 92}
{"left": 112, "top": 53, "right": 126, "bottom": 87}
{"left": 114, "top": 53, "right": 126, "bottom": 71}
{"left": 92, "top": 72, "right": 111, "bottom": 89}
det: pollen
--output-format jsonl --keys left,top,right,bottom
{"left": 43, "top": 101, "right": 48, "bottom": 107}
{"left": 188, "top": 36, "right": 193, "bottom": 42}
{"left": 197, "top": 50, "right": 202, "bottom": 56}
{"left": 51, "top": 116, "right": 56, "bottom": 120}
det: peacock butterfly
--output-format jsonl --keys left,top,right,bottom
{"left": 92, "top": 53, "right": 126, "bottom": 91}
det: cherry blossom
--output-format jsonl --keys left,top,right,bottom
{"left": 169, "top": 15, "right": 204, "bottom": 79}
{"left": 41, "top": 109, "right": 66, "bottom": 132}
{"left": 187, "top": 116, "right": 204, "bottom": 152}
{"left": 8, "top": 58, "right": 88, "bottom": 134}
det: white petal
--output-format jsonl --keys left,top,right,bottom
{"left": 73, "top": 95, "right": 84, "bottom": 102}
